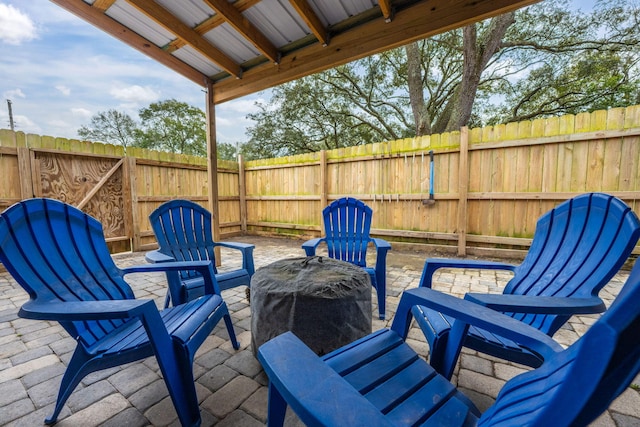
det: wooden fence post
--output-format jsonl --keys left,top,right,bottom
{"left": 17, "top": 147, "right": 34, "bottom": 199}
{"left": 124, "top": 156, "right": 140, "bottom": 252}
{"left": 238, "top": 154, "right": 247, "bottom": 233}
{"left": 457, "top": 126, "right": 469, "bottom": 256}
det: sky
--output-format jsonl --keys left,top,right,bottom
{"left": 0, "top": 1, "right": 601, "bottom": 145}
{"left": 0, "top": 0, "right": 266, "bottom": 144}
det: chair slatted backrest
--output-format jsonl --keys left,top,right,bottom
{"left": 149, "top": 200, "right": 217, "bottom": 279}
{"left": 323, "top": 198, "right": 372, "bottom": 267}
{"left": 0, "top": 199, "right": 134, "bottom": 347}
{"left": 480, "top": 261, "right": 640, "bottom": 426}
{"left": 503, "top": 193, "right": 640, "bottom": 334}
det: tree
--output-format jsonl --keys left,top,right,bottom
{"left": 77, "top": 109, "right": 139, "bottom": 149}
{"left": 217, "top": 142, "right": 239, "bottom": 160}
{"left": 137, "top": 99, "right": 207, "bottom": 156}
{"left": 244, "top": 0, "right": 640, "bottom": 158}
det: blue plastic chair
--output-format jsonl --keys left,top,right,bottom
{"left": 0, "top": 198, "right": 239, "bottom": 427}
{"left": 302, "top": 197, "right": 391, "bottom": 319}
{"left": 412, "top": 192, "right": 640, "bottom": 379}
{"left": 147, "top": 199, "right": 255, "bottom": 307}
{"left": 258, "top": 260, "right": 640, "bottom": 427}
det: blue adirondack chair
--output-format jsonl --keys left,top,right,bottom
{"left": 302, "top": 197, "right": 391, "bottom": 319}
{"left": 0, "top": 198, "right": 239, "bottom": 427}
{"left": 412, "top": 192, "right": 640, "bottom": 379}
{"left": 258, "top": 260, "right": 640, "bottom": 427}
{"left": 147, "top": 199, "right": 255, "bottom": 307}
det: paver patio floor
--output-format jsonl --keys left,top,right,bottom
{"left": 1, "top": 235, "right": 639, "bottom": 426}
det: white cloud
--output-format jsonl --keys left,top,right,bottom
{"left": 110, "top": 84, "right": 160, "bottom": 104}
{"left": 219, "top": 98, "right": 264, "bottom": 114}
{"left": 0, "top": 4, "right": 37, "bottom": 45}
{"left": 3, "top": 88, "right": 26, "bottom": 99}
{"left": 56, "top": 85, "right": 71, "bottom": 96}
{"left": 12, "top": 114, "right": 39, "bottom": 133}
{"left": 71, "top": 107, "right": 92, "bottom": 118}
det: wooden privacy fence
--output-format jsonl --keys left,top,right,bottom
{"left": 0, "top": 131, "right": 239, "bottom": 254}
{"left": 1, "top": 105, "right": 640, "bottom": 259}
{"left": 243, "top": 105, "right": 640, "bottom": 258}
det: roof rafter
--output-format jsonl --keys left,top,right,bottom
{"left": 92, "top": 0, "right": 116, "bottom": 12}
{"left": 203, "top": 0, "right": 280, "bottom": 64}
{"left": 49, "top": 0, "right": 208, "bottom": 86}
{"left": 164, "top": 0, "right": 261, "bottom": 54}
{"left": 289, "top": 0, "right": 329, "bottom": 46}
{"left": 125, "top": 0, "right": 243, "bottom": 78}
{"left": 378, "top": 0, "right": 393, "bottom": 22}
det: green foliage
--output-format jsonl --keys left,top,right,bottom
{"left": 136, "top": 99, "right": 207, "bottom": 156}
{"left": 217, "top": 142, "right": 239, "bottom": 160}
{"left": 77, "top": 109, "right": 139, "bottom": 149}
{"left": 77, "top": 101, "right": 216, "bottom": 157}
{"left": 243, "top": 0, "right": 640, "bottom": 159}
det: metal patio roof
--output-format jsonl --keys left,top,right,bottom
{"left": 51, "top": 0, "right": 540, "bottom": 104}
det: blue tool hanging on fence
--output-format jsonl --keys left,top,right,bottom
{"left": 423, "top": 150, "right": 435, "bottom": 206}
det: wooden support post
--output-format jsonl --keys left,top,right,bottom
{"left": 238, "top": 154, "right": 247, "bottom": 233}
{"left": 457, "top": 126, "right": 469, "bottom": 256}
{"left": 206, "top": 80, "right": 222, "bottom": 266}
{"left": 319, "top": 150, "right": 327, "bottom": 235}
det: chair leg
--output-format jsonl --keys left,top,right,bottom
{"left": 371, "top": 271, "right": 386, "bottom": 320}
{"left": 161, "top": 343, "right": 202, "bottom": 427}
{"left": 45, "top": 346, "right": 92, "bottom": 424}
{"left": 223, "top": 313, "right": 240, "bottom": 350}
{"left": 266, "top": 382, "right": 288, "bottom": 427}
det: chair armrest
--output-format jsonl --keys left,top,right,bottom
{"left": 122, "top": 261, "right": 220, "bottom": 295}
{"left": 258, "top": 331, "right": 393, "bottom": 427}
{"left": 464, "top": 293, "right": 606, "bottom": 315}
{"left": 302, "top": 238, "right": 324, "bottom": 256}
{"left": 18, "top": 299, "right": 155, "bottom": 321}
{"left": 392, "top": 287, "right": 563, "bottom": 360}
{"left": 371, "top": 237, "right": 391, "bottom": 252}
{"left": 215, "top": 241, "right": 254, "bottom": 251}
{"left": 215, "top": 241, "right": 255, "bottom": 275}
{"left": 145, "top": 249, "right": 175, "bottom": 264}
{"left": 419, "top": 258, "right": 517, "bottom": 288}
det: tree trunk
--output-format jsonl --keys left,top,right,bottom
{"left": 405, "top": 42, "right": 431, "bottom": 135}
{"left": 436, "top": 12, "right": 516, "bottom": 133}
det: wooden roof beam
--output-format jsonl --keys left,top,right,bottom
{"left": 289, "top": 0, "right": 329, "bottom": 46}
{"left": 49, "top": 0, "right": 209, "bottom": 86}
{"left": 126, "top": 0, "right": 243, "bottom": 78}
{"left": 378, "top": 0, "right": 393, "bottom": 23}
{"left": 203, "top": 0, "right": 280, "bottom": 64}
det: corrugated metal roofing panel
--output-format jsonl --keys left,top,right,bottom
{"left": 172, "top": 45, "right": 223, "bottom": 76}
{"left": 308, "top": 0, "right": 376, "bottom": 25}
{"left": 105, "top": 0, "right": 175, "bottom": 47}
{"left": 247, "top": 0, "right": 313, "bottom": 46}
{"left": 154, "top": 0, "right": 214, "bottom": 27}
{"left": 203, "top": 23, "right": 260, "bottom": 64}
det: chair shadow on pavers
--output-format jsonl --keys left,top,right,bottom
{"left": 258, "top": 258, "right": 640, "bottom": 427}
{"left": 147, "top": 199, "right": 255, "bottom": 308}
{"left": 412, "top": 192, "right": 640, "bottom": 379}
{"left": 302, "top": 197, "right": 391, "bottom": 320}
{"left": 0, "top": 198, "right": 239, "bottom": 427}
